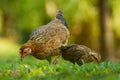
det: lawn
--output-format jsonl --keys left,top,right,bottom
{"left": 1, "top": 55, "right": 120, "bottom": 80}
{"left": 0, "top": 39, "right": 120, "bottom": 80}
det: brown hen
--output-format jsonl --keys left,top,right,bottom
{"left": 19, "top": 10, "right": 70, "bottom": 64}
{"left": 60, "top": 44, "right": 101, "bottom": 66}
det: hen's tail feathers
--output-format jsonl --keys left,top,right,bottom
{"left": 56, "top": 10, "right": 63, "bottom": 16}
{"left": 56, "top": 10, "right": 68, "bottom": 29}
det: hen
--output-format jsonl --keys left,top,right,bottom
{"left": 60, "top": 44, "right": 101, "bottom": 66}
{"left": 19, "top": 10, "right": 70, "bottom": 64}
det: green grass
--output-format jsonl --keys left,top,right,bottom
{"left": 0, "top": 55, "right": 120, "bottom": 80}
{"left": 0, "top": 40, "right": 120, "bottom": 80}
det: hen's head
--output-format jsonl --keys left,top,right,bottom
{"left": 19, "top": 46, "right": 32, "bottom": 61}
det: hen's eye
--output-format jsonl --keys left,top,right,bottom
{"left": 23, "top": 50, "right": 28, "bottom": 53}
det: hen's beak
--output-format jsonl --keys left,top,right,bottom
{"left": 20, "top": 53, "right": 28, "bottom": 61}
{"left": 19, "top": 50, "right": 24, "bottom": 61}
{"left": 21, "top": 54, "right": 24, "bottom": 61}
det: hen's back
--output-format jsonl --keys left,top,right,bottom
{"left": 30, "top": 19, "right": 69, "bottom": 46}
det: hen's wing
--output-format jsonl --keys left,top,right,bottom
{"left": 30, "top": 20, "right": 69, "bottom": 45}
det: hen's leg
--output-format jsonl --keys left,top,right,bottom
{"left": 47, "top": 57, "right": 52, "bottom": 64}
{"left": 53, "top": 55, "right": 61, "bottom": 65}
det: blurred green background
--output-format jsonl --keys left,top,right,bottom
{"left": 0, "top": 0, "right": 120, "bottom": 62}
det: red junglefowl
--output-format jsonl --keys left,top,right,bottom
{"left": 19, "top": 10, "right": 70, "bottom": 64}
{"left": 60, "top": 44, "right": 101, "bottom": 66}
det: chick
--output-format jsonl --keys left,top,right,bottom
{"left": 60, "top": 44, "right": 101, "bottom": 65}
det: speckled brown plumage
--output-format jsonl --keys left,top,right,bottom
{"left": 60, "top": 44, "right": 101, "bottom": 66}
{"left": 20, "top": 10, "right": 70, "bottom": 63}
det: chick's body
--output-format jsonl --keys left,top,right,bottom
{"left": 60, "top": 44, "right": 101, "bottom": 65}
{"left": 20, "top": 10, "right": 69, "bottom": 63}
